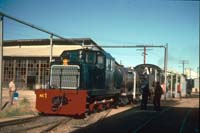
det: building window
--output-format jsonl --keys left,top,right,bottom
{"left": 3, "top": 58, "right": 50, "bottom": 89}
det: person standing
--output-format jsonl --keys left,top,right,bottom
{"left": 9, "top": 79, "right": 16, "bottom": 105}
{"left": 177, "top": 84, "right": 181, "bottom": 99}
{"left": 153, "top": 81, "right": 163, "bottom": 111}
{"left": 140, "top": 81, "right": 150, "bottom": 110}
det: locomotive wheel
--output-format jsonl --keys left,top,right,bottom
{"left": 97, "top": 104, "right": 103, "bottom": 112}
{"left": 105, "top": 103, "right": 110, "bottom": 109}
{"left": 38, "top": 112, "right": 45, "bottom": 116}
{"left": 93, "top": 105, "right": 98, "bottom": 113}
{"left": 102, "top": 104, "right": 106, "bottom": 110}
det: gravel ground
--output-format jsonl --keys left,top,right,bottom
{"left": 1, "top": 89, "right": 198, "bottom": 133}
{"left": 0, "top": 89, "right": 36, "bottom": 122}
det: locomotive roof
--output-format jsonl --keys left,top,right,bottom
{"left": 61, "top": 48, "right": 115, "bottom": 59}
{"left": 134, "top": 64, "right": 163, "bottom": 72}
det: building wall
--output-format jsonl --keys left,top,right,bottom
{"left": 193, "top": 78, "right": 199, "bottom": 92}
{"left": 3, "top": 57, "right": 50, "bottom": 89}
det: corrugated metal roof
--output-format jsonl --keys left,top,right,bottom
{"left": 3, "top": 38, "right": 96, "bottom": 46}
{"left": 3, "top": 38, "right": 105, "bottom": 57}
{"left": 3, "top": 45, "right": 82, "bottom": 57}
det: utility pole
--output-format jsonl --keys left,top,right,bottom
{"left": 50, "top": 34, "right": 53, "bottom": 64}
{"left": 164, "top": 44, "right": 168, "bottom": 100}
{"left": 186, "top": 68, "right": 193, "bottom": 79}
{"left": 179, "top": 60, "right": 189, "bottom": 74}
{"left": 137, "top": 46, "right": 152, "bottom": 64}
{"left": 143, "top": 47, "right": 146, "bottom": 64}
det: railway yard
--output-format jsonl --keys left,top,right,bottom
{"left": 0, "top": 89, "right": 199, "bottom": 133}
{"left": 0, "top": 3, "right": 199, "bottom": 133}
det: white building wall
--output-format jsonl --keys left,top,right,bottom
{"left": 180, "top": 75, "right": 187, "bottom": 97}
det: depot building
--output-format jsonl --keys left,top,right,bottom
{"left": 2, "top": 38, "right": 100, "bottom": 89}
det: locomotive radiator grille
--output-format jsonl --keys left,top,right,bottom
{"left": 50, "top": 65, "right": 80, "bottom": 89}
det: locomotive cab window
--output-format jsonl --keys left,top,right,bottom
{"left": 85, "top": 52, "right": 96, "bottom": 64}
{"left": 97, "top": 56, "right": 104, "bottom": 64}
{"left": 69, "top": 51, "right": 79, "bottom": 62}
{"left": 61, "top": 51, "right": 79, "bottom": 62}
{"left": 106, "top": 58, "right": 111, "bottom": 71}
{"left": 96, "top": 55, "right": 104, "bottom": 69}
{"left": 110, "top": 60, "right": 115, "bottom": 71}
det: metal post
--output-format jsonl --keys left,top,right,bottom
{"left": 164, "top": 43, "right": 168, "bottom": 100}
{"left": 25, "top": 59, "right": 28, "bottom": 88}
{"left": 175, "top": 74, "right": 178, "bottom": 97}
{"left": 50, "top": 34, "right": 53, "bottom": 63}
{"left": 13, "top": 59, "right": 16, "bottom": 81}
{"left": 144, "top": 47, "right": 146, "bottom": 64}
{"left": 0, "top": 15, "right": 3, "bottom": 107}
{"left": 133, "top": 71, "right": 136, "bottom": 99}
{"left": 38, "top": 60, "right": 41, "bottom": 87}
{"left": 155, "top": 69, "right": 157, "bottom": 82}
{"left": 170, "top": 74, "right": 173, "bottom": 98}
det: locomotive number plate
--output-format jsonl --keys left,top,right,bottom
{"left": 39, "top": 93, "right": 47, "bottom": 99}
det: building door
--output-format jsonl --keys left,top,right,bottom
{"left": 27, "top": 76, "right": 36, "bottom": 89}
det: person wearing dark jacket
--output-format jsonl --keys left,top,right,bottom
{"left": 153, "top": 81, "right": 163, "bottom": 111}
{"left": 140, "top": 82, "right": 150, "bottom": 110}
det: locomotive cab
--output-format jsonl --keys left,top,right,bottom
{"left": 59, "top": 49, "right": 106, "bottom": 90}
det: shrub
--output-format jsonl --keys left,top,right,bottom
{"left": 0, "top": 98, "right": 34, "bottom": 118}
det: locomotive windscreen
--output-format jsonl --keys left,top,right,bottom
{"left": 50, "top": 65, "right": 80, "bottom": 89}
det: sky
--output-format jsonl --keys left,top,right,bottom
{"left": 0, "top": 0, "right": 199, "bottom": 75}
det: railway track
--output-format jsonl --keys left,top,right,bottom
{"left": 132, "top": 99, "right": 198, "bottom": 133}
{"left": 70, "top": 97, "right": 199, "bottom": 133}
{"left": 70, "top": 108, "right": 113, "bottom": 133}
{"left": 0, "top": 115, "right": 72, "bottom": 133}
{"left": 0, "top": 104, "right": 124, "bottom": 133}
{"left": 1, "top": 97, "right": 198, "bottom": 133}
{"left": 0, "top": 116, "right": 41, "bottom": 128}
{"left": 40, "top": 117, "right": 73, "bottom": 133}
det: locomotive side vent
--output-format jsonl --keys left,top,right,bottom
{"left": 50, "top": 65, "right": 80, "bottom": 89}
